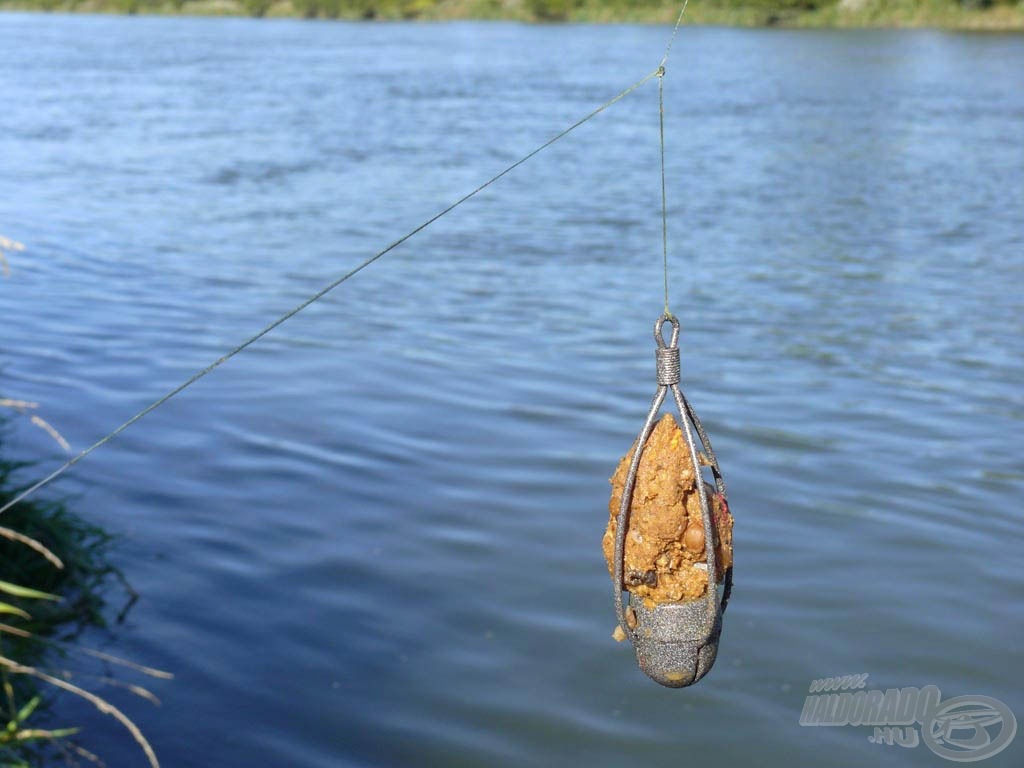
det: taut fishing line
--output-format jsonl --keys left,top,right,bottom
{"left": 0, "top": 67, "right": 659, "bottom": 519}
{"left": 659, "top": 0, "right": 689, "bottom": 315}
{"left": 3, "top": 2, "right": 735, "bottom": 690}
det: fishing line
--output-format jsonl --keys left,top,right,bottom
{"left": 659, "top": 72, "right": 670, "bottom": 315}
{"left": 0, "top": 64, "right": 672, "bottom": 518}
{"left": 660, "top": 0, "right": 691, "bottom": 71}
{"left": 658, "top": 0, "right": 689, "bottom": 317}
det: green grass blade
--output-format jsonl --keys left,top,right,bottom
{"left": 0, "top": 580, "right": 60, "bottom": 602}
{"left": 0, "top": 603, "right": 31, "bottom": 619}
{"left": 14, "top": 697, "right": 40, "bottom": 725}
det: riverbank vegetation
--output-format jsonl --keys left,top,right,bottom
{"left": 0, "top": 0, "right": 1022, "bottom": 28}
{"left": 1, "top": 243, "right": 167, "bottom": 766}
{"left": 0, "top": 428, "right": 166, "bottom": 766}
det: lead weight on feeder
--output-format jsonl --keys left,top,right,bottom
{"left": 630, "top": 595, "right": 722, "bottom": 688}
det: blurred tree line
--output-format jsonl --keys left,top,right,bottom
{"left": 0, "top": 0, "right": 1019, "bottom": 22}
{"left": 239, "top": 0, "right": 1024, "bottom": 22}
{"left": 522, "top": 0, "right": 1020, "bottom": 24}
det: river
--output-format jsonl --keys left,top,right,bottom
{"left": 0, "top": 14, "right": 1022, "bottom": 767}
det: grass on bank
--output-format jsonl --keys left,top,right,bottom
{"left": 0, "top": 0, "right": 1022, "bottom": 28}
{"left": 0, "top": 426, "right": 166, "bottom": 768}
{"left": 1, "top": 241, "right": 168, "bottom": 767}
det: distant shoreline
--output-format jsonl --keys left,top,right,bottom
{"left": 2, "top": 1, "right": 1023, "bottom": 31}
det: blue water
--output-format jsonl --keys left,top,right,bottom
{"left": 1, "top": 14, "right": 1022, "bottom": 767}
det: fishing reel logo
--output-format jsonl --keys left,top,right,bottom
{"left": 799, "top": 675, "right": 1017, "bottom": 762}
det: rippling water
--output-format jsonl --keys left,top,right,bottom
{"left": 1, "top": 14, "right": 1022, "bottom": 767}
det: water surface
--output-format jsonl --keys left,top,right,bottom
{"left": 1, "top": 15, "right": 1022, "bottom": 767}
